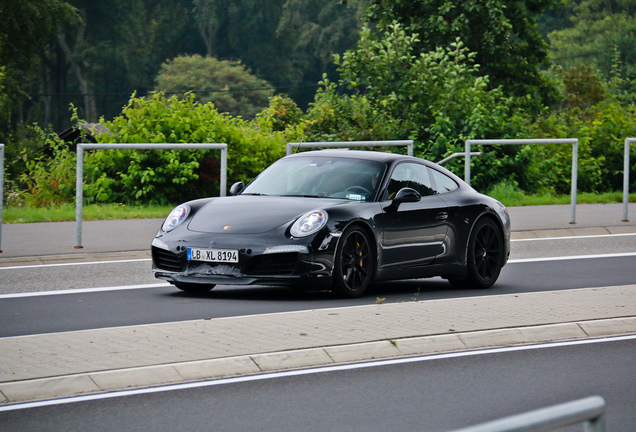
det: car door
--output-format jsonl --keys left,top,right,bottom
{"left": 377, "top": 162, "right": 449, "bottom": 269}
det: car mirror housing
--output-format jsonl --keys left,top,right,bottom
{"left": 387, "top": 187, "right": 421, "bottom": 211}
{"left": 229, "top": 181, "right": 245, "bottom": 195}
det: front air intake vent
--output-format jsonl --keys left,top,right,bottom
{"left": 152, "top": 247, "right": 184, "bottom": 272}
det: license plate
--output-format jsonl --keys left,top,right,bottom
{"left": 187, "top": 247, "right": 239, "bottom": 263}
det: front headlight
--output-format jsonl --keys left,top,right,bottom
{"left": 290, "top": 210, "right": 328, "bottom": 238}
{"left": 162, "top": 204, "right": 189, "bottom": 232}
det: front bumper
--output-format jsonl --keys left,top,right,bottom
{"left": 151, "top": 232, "right": 338, "bottom": 288}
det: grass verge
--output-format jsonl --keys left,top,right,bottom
{"left": 3, "top": 203, "right": 174, "bottom": 224}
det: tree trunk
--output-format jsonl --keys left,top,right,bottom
{"left": 57, "top": 24, "right": 98, "bottom": 123}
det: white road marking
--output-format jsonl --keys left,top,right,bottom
{"left": 0, "top": 283, "right": 169, "bottom": 299}
{"left": 512, "top": 232, "right": 636, "bottom": 242}
{"left": 0, "top": 258, "right": 151, "bottom": 270}
{"left": 1, "top": 334, "right": 634, "bottom": 412}
{"left": 508, "top": 252, "right": 636, "bottom": 264}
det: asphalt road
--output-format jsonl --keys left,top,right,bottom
{"left": 1, "top": 255, "right": 635, "bottom": 338}
{"left": 0, "top": 228, "right": 634, "bottom": 430}
{"left": 1, "top": 234, "right": 635, "bottom": 337}
{"left": 1, "top": 337, "right": 633, "bottom": 432}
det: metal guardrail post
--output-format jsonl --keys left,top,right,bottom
{"left": 75, "top": 144, "right": 85, "bottom": 248}
{"left": 624, "top": 138, "right": 635, "bottom": 222}
{"left": 286, "top": 140, "right": 414, "bottom": 157}
{"left": 75, "top": 143, "right": 228, "bottom": 249}
{"left": 0, "top": 144, "right": 4, "bottom": 253}
{"left": 448, "top": 396, "right": 606, "bottom": 432}
{"left": 465, "top": 139, "right": 579, "bottom": 224}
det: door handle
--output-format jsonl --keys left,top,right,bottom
{"left": 436, "top": 212, "right": 448, "bottom": 221}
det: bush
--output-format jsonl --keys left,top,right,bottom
{"left": 17, "top": 126, "right": 76, "bottom": 207}
{"left": 525, "top": 100, "right": 636, "bottom": 194}
{"left": 85, "top": 92, "right": 295, "bottom": 205}
{"left": 304, "top": 78, "right": 406, "bottom": 143}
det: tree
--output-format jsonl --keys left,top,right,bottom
{"left": 0, "top": 0, "right": 77, "bottom": 67}
{"left": 334, "top": 22, "right": 521, "bottom": 159}
{"left": 192, "top": 0, "right": 221, "bottom": 57}
{"left": 361, "top": 0, "right": 561, "bottom": 112}
{"left": 0, "top": 0, "right": 78, "bottom": 128}
{"left": 191, "top": 0, "right": 366, "bottom": 108}
{"left": 548, "top": 0, "right": 636, "bottom": 90}
{"left": 154, "top": 55, "right": 274, "bottom": 119}
{"left": 275, "top": 0, "right": 369, "bottom": 105}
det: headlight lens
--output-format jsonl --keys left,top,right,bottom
{"left": 162, "top": 205, "right": 189, "bottom": 232}
{"left": 290, "top": 210, "right": 328, "bottom": 238}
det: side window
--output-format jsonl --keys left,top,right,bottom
{"left": 429, "top": 168, "right": 459, "bottom": 193}
{"left": 386, "top": 162, "right": 435, "bottom": 198}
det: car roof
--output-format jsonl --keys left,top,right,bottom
{"left": 285, "top": 149, "right": 417, "bottom": 164}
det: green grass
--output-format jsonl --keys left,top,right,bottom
{"left": 2, "top": 203, "right": 174, "bottom": 224}
{"left": 485, "top": 182, "right": 636, "bottom": 207}
{"left": 2, "top": 190, "right": 635, "bottom": 223}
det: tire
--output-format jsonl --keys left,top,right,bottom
{"left": 331, "top": 226, "right": 374, "bottom": 298}
{"left": 174, "top": 282, "right": 216, "bottom": 294}
{"left": 449, "top": 218, "right": 504, "bottom": 289}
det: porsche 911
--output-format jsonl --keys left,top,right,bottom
{"left": 152, "top": 149, "right": 510, "bottom": 297}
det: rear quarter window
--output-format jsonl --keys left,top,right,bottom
{"left": 430, "top": 168, "right": 459, "bottom": 193}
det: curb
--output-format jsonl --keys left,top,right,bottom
{"left": 1, "top": 317, "right": 635, "bottom": 407}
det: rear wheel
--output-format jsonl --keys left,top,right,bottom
{"left": 174, "top": 283, "right": 216, "bottom": 294}
{"left": 449, "top": 218, "right": 504, "bottom": 289}
{"left": 331, "top": 226, "right": 374, "bottom": 298}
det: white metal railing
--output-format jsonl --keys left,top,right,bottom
{"left": 286, "top": 140, "right": 414, "bottom": 156}
{"left": 465, "top": 138, "right": 579, "bottom": 224}
{"left": 75, "top": 143, "right": 227, "bottom": 249}
{"left": 448, "top": 396, "right": 606, "bottom": 432}
{"left": 623, "top": 138, "right": 636, "bottom": 222}
{"left": 438, "top": 152, "right": 482, "bottom": 165}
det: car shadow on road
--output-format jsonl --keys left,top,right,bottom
{"left": 163, "top": 277, "right": 510, "bottom": 304}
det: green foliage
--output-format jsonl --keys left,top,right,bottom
{"left": 363, "top": 0, "right": 560, "bottom": 112}
{"left": 16, "top": 126, "right": 76, "bottom": 207}
{"left": 558, "top": 66, "right": 606, "bottom": 110}
{"left": 304, "top": 78, "right": 405, "bottom": 143}
{"left": 0, "top": 66, "right": 10, "bottom": 126}
{"left": 0, "top": 0, "right": 78, "bottom": 66}
{"left": 85, "top": 92, "right": 292, "bottom": 205}
{"left": 256, "top": 94, "right": 305, "bottom": 132}
{"left": 525, "top": 97, "right": 636, "bottom": 194}
{"left": 154, "top": 55, "right": 274, "bottom": 119}
{"left": 548, "top": 0, "right": 636, "bottom": 92}
{"left": 116, "top": 0, "right": 191, "bottom": 92}
{"left": 330, "top": 21, "right": 531, "bottom": 190}
{"left": 0, "top": 0, "right": 79, "bottom": 137}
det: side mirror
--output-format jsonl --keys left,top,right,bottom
{"left": 386, "top": 187, "right": 421, "bottom": 211}
{"left": 229, "top": 181, "right": 245, "bottom": 196}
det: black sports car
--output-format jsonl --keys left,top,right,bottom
{"left": 152, "top": 150, "right": 510, "bottom": 297}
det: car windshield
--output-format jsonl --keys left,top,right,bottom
{"left": 242, "top": 155, "right": 387, "bottom": 201}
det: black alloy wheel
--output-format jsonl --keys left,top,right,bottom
{"left": 332, "top": 226, "right": 374, "bottom": 298}
{"left": 449, "top": 218, "right": 503, "bottom": 289}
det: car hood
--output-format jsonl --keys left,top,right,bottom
{"left": 187, "top": 195, "right": 344, "bottom": 234}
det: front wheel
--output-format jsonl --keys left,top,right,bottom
{"left": 331, "top": 226, "right": 374, "bottom": 298}
{"left": 449, "top": 218, "right": 504, "bottom": 289}
{"left": 174, "top": 282, "right": 216, "bottom": 294}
